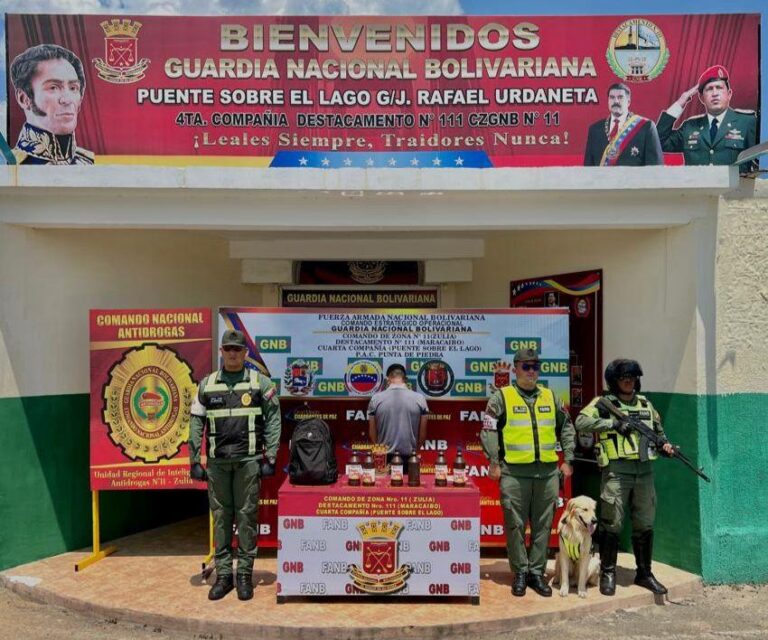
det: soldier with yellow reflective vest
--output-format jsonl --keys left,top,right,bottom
{"left": 188, "top": 329, "right": 282, "bottom": 601}
{"left": 480, "top": 347, "right": 576, "bottom": 598}
{"left": 576, "top": 359, "right": 675, "bottom": 597}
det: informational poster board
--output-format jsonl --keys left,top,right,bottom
{"left": 89, "top": 308, "right": 212, "bottom": 490}
{"left": 218, "top": 307, "right": 570, "bottom": 546}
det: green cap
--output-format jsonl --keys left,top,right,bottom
{"left": 221, "top": 329, "right": 247, "bottom": 348}
{"left": 513, "top": 347, "right": 540, "bottom": 363}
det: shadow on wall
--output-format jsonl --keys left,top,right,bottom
{"left": 0, "top": 393, "right": 207, "bottom": 571}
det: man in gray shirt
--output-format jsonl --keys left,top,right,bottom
{"left": 367, "top": 364, "right": 429, "bottom": 457}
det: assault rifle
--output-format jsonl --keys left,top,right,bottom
{"left": 595, "top": 397, "right": 711, "bottom": 483}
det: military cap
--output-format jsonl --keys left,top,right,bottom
{"left": 221, "top": 329, "right": 247, "bottom": 348}
{"left": 698, "top": 65, "right": 729, "bottom": 92}
{"left": 513, "top": 347, "right": 540, "bottom": 363}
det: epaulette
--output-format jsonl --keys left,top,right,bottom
{"left": 75, "top": 148, "right": 95, "bottom": 164}
{"left": 733, "top": 108, "right": 756, "bottom": 115}
{"left": 680, "top": 113, "right": 707, "bottom": 125}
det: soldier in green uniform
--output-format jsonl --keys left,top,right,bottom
{"left": 576, "top": 359, "right": 675, "bottom": 596}
{"left": 189, "top": 329, "right": 282, "bottom": 601}
{"left": 480, "top": 348, "right": 575, "bottom": 597}
{"left": 656, "top": 65, "right": 757, "bottom": 174}
{"left": 10, "top": 44, "right": 94, "bottom": 165}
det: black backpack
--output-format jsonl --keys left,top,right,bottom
{"left": 288, "top": 418, "right": 338, "bottom": 485}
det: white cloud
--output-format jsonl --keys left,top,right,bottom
{"left": 0, "top": 0, "right": 464, "bottom": 127}
{"left": 1, "top": 0, "right": 462, "bottom": 15}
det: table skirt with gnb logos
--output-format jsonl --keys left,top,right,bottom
{"left": 277, "top": 476, "right": 480, "bottom": 601}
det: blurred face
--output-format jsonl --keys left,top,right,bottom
{"left": 608, "top": 88, "right": 630, "bottom": 119}
{"left": 220, "top": 345, "right": 246, "bottom": 371}
{"left": 17, "top": 58, "right": 82, "bottom": 135}
{"left": 617, "top": 375, "right": 636, "bottom": 397}
{"left": 514, "top": 360, "right": 539, "bottom": 390}
{"left": 699, "top": 80, "right": 731, "bottom": 116}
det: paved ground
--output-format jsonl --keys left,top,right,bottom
{"left": 3, "top": 582, "right": 768, "bottom": 640}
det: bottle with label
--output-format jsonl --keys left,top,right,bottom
{"left": 362, "top": 452, "right": 376, "bottom": 486}
{"left": 347, "top": 450, "right": 362, "bottom": 486}
{"left": 390, "top": 450, "right": 404, "bottom": 487}
{"left": 407, "top": 451, "right": 420, "bottom": 487}
{"left": 434, "top": 451, "right": 448, "bottom": 487}
{"left": 453, "top": 447, "right": 467, "bottom": 487}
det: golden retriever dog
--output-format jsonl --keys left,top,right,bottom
{"left": 552, "top": 495, "right": 599, "bottom": 598}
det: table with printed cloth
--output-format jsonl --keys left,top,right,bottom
{"left": 276, "top": 476, "right": 480, "bottom": 603}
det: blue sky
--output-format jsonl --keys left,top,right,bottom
{"left": 1, "top": 0, "right": 765, "bottom": 145}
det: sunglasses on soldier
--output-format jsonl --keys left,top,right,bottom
{"left": 222, "top": 345, "right": 245, "bottom": 352}
{"left": 520, "top": 362, "right": 540, "bottom": 372}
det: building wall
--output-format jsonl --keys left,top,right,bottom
{"left": 699, "top": 191, "right": 768, "bottom": 583}
{"left": 0, "top": 225, "right": 261, "bottom": 570}
{"left": 5, "top": 196, "right": 765, "bottom": 583}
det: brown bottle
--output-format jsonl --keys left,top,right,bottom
{"left": 390, "top": 451, "right": 404, "bottom": 487}
{"left": 434, "top": 451, "right": 448, "bottom": 487}
{"left": 362, "top": 452, "right": 376, "bottom": 486}
{"left": 453, "top": 447, "right": 467, "bottom": 487}
{"left": 407, "top": 451, "right": 420, "bottom": 487}
{"left": 347, "top": 450, "right": 362, "bottom": 486}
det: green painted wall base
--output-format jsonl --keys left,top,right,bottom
{"left": 0, "top": 394, "right": 206, "bottom": 571}
{"left": 698, "top": 393, "right": 768, "bottom": 584}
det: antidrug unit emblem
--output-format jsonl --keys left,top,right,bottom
{"left": 102, "top": 344, "right": 195, "bottom": 462}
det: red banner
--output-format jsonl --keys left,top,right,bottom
{"left": 6, "top": 14, "right": 759, "bottom": 167}
{"left": 89, "top": 308, "right": 212, "bottom": 490}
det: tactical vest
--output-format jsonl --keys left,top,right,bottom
{"left": 499, "top": 385, "right": 558, "bottom": 464}
{"left": 200, "top": 369, "right": 265, "bottom": 459}
{"left": 595, "top": 394, "right": 658, "bottom": 466}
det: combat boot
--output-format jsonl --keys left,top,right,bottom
{"left": 527, "top": 573, "right": 552, "bottom": 597}
{"left": 236, "top": 573, "right": 254, "bottom": 601}
{"left": 208, "top": 573, "right": 234, "bottom": 600}
{"left": 511, "top": 571, "right": 527, "bottom": 597}
{"left": 632, "top": 530, "right": 668, "bottom": 595}
{"left": 599, "top": 532, "right": 619, "bottom": 596}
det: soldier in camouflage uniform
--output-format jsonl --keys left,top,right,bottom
{"left": 480, "top": 347, "right": 576, "bottom": 598}
{"left": 576, "top": 359, "right": 675, "bottom": 596}
{"left": 189, "top": 329, "right": 282, "bottom": 601}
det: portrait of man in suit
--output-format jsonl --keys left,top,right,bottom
{"left": 584, "top": 83, "right": 663, "bottom": 167}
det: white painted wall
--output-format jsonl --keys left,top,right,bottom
{"left": 716, "top": 186, "right": 768, "bottom": 394}
{"left": 0, "top": 225, "right": 262, "bottom": 398}
{"left": 452, "top": 225, "right": 714, "bottom": 395}
{"left": 1, "top": 181, "right": 731, "bottom": 400}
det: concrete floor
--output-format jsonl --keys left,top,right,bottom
{"left": 0, "top": 516, "right": 703, "bottom": 640}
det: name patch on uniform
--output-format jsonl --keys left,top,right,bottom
{"left": 208, "top": 397, "right": 225, "bottom": 407}
{"left": 513, "top": 406, "right": 528, "bottom": 414}
{"left": 482, "top": 414, "right": 498, "bottom": 431}
{"left": 638, "top": 410, "right": 651, "bottom": 419}
{"left": 537, "top": 406, "right": 552, "bottom": 413}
